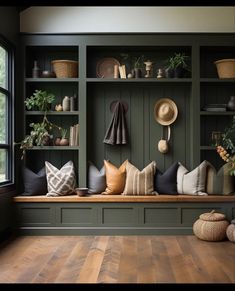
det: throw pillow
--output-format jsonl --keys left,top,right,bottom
{"left": 206, "top": 161, "right": 235, "bottom": 195}
{"left": 122, "top": 161, "right": 157, "bottom": 195}
{"left": 102, "top": 160, "right": 127, "bottom": 195}
{"left": 22, "top": 166, "right": 47, "bottom": 196}
{"left": 154, "top": 162, "right": 179, "bottom": 194}
{"left": 177, "top": 161, "right": 208, "bottom": 195}
{"left": 88, "top": 161, "right": 106, "bottom": 194}
{"left": 45, "top": 160, "right": 76, "bottom": 197}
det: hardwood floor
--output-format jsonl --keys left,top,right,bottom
{"left": 0, "top": 236, "right": 234, "bottom": 283}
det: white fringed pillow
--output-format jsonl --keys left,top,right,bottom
{"left": 177, "top": 161, "right": 208, "bottom": 195}
{"left": 45, "top": 161, "right": 76, "bottom": 196}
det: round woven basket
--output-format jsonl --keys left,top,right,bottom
{"left": 214, "top": 59, "right": 235, "bottom": 79}
{"left": 193, "top": 210, "right": 229, "bottom": 241}
{"left": 51, "top": 60, "right": 78, "bottom": 78}
{"left": 226, "top": 219, "right": 235, "bottom": 243}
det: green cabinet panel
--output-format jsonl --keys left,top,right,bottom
{"left": 101, "top": 207, "right": 136, "bottom": 225}
{"left": 59, "top": 207, "right": 94, "bottom": 225}
{"left": 19, "top": 207, "right": 54, "bottom": 226}
{"left": 143, "top": 207, "right": 179, "bottom": 225}
{"left": 232, "top": 207, "right": 235, "bottom": 219}
{"left": 181, "top": 207, "right": 222, "bottom": 226}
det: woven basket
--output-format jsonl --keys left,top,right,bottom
{"left": 193, "top": 210, "right": 229, "bottom": 241}
{"left": 226, "top": 219, "right": 235, "bottom": 243}
{"left": 51, "top": 60, "right": 78, "bottom": 78}
{"left": 214, "top": 59, "right": 235, "bottom": 79}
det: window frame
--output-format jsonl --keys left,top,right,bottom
{"left": 0, "top": 35, "right": 14, "bottom": 188}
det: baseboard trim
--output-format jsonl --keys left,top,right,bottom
{"left": 17, "top": 226, "right": 193, "bottom": 235}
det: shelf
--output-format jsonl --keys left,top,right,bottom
{"left": 25, "top": 78, "right": 79, "bottom": 82}
{"left": 27, "top": 146, "right": 79, "bottom": 150}
{"left": 86, "top": 78, "right": 192, "bottom": 83}
{"left": 200, "top": 111, "right": 235, "bottom": 116}
{"left": 200, "top": 146, "right": 216, "bottom": 150}
{"left": 200, "top": 78, "right": 235, "bottom": 83}
{"left": 25, "top": 111, "right": 79, "bottom": 115}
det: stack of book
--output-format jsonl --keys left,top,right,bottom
{"left": 119, "top": 65, "right": 126, "bottom": 79}
{"left": 69, "top": 124, "right": 79, "bottom": 146}
{"left": 202, "top": 104, "right": 227, "bottom": 112}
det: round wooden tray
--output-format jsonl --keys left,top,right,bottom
{"left": 96, "top": 57, "right": 120, "bottom": 78}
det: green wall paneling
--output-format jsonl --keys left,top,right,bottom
{"left": 87, "top": 82, "right": 191, "bottom": 171}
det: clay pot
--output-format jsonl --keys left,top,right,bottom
{"left": 54, "top": 137, "right": 61, "bottom": 146}
{"left": 60, "top": 138, "right": 69, "bottom": 146}
{"left": 42, "top": 136, "right": 51, "bottom": 146}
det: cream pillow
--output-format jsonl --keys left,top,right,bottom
{"left": 122, "top": 161, "right": 157, "bottom": 195}
{"left": 102, "top": 160, "right": 127, "bottom": 195}
{"left": 46, "top": 161, "right": 76, "bottom": 197}
{"left": 177, "top": 161, "right": 208, "bottom": 195}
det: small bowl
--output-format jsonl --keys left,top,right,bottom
{"left": 41, "top": 70, "right": 56, "bottom": 78}
{"left": 76, "top": 187, "right": 89, "bottom": 197}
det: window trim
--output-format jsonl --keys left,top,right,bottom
{"left": 0, "top": 34, "right": 14, "bottom": 188}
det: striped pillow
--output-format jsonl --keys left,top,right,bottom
{"left": 122, "top": 161, "right": 157, "bottom": 195}
{"left": 177, "top": 161, "right": 208, "bottom": 195}
{"left": 206, "top": 161, "right": 235, "bottom": 195}
{"left": 46, "top": 161, "right": 76, "bottom": 197}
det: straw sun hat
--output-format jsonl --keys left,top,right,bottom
{"left": 154, "top": 98, "right": 178, "bottom": 126}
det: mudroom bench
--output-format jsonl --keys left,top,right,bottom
{"left": 13, "top": 195, "right": 235, "bottom": 235}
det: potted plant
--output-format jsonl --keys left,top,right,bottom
{"left": 165, "top": 53, "right": 190, "bottom": 78}
{"left": 59, "top": 128, "right": 69, "bottom": 146}
{"left": 132, "top": 55, "right": 145, "bottom": 78}
{"left": 25, "top": 89, "right": 55, "bottom": 111}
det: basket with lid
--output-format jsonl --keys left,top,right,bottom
{"left": 193, "top": 210, "right": 229, "bottom": 241}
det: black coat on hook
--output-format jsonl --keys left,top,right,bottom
{"left": 103, "top": 100, "right": 128, "bottom": 145}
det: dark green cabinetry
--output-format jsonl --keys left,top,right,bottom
{"left": 22, "top": 44, "right": 80, "bottom": 184}
{"left": 19, "top": 33, "right": 235, "bottom": 234}
{"left": 15, "top": 201, "right": 235, "bottom": 235}
{"left": 199, "top": 45, "right": 235, "bottom": 168}
{"left": 21, "top": 33, "right": 235, "bottom": 185}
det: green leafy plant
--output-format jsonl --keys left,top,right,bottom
{"left": 25, "top": 90, "right": 55, "bottom": 111}
{"left": 20, "top": 114, "right": 61, "bottom": 159}
{"left": 166, "top": 53, "right": 190, "bottom": 70}
{"left": 132, "top": 55, "right": 145, "bottom": 69}
{"left": 61, "top": 128, "right": 68, "bottom": 139}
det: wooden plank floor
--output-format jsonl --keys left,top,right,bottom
{"left": 0, "top": 236, "right": 234, "bottom": 283}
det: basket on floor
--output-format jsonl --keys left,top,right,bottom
{"left": 51, "top": 60, "right": 78, "bottom": 78}
{"left": 214, "top": 59, "right": 235, "bottom": 79}
{"left": 193, "top": 210, "right": 229, "bottom": 241}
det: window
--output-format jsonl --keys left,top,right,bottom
{"left": 0, "top": 37, "right": 13, "bottom": 186}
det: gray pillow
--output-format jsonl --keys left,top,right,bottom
{"left": 177, "top": 161, "right": 208, "bottom": 195}
{"left": 88, "top": 161, "right": 106, "bottom": 194}
{"left": 22, "top": 166, "right": 47, "bottom": 196}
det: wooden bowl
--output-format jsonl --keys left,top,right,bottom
{"left": 76, "top": 187, "right": 88, "bottom": 197}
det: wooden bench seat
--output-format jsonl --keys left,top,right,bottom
{"left": 13, "top": 194, "right": 235, "bottom": 236}
{"left": 13, "top": 194, "right": 235, "bottom": 203}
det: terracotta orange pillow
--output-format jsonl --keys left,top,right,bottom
{"left": 102, "top": 160, "right": 127, "bottom": 195}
